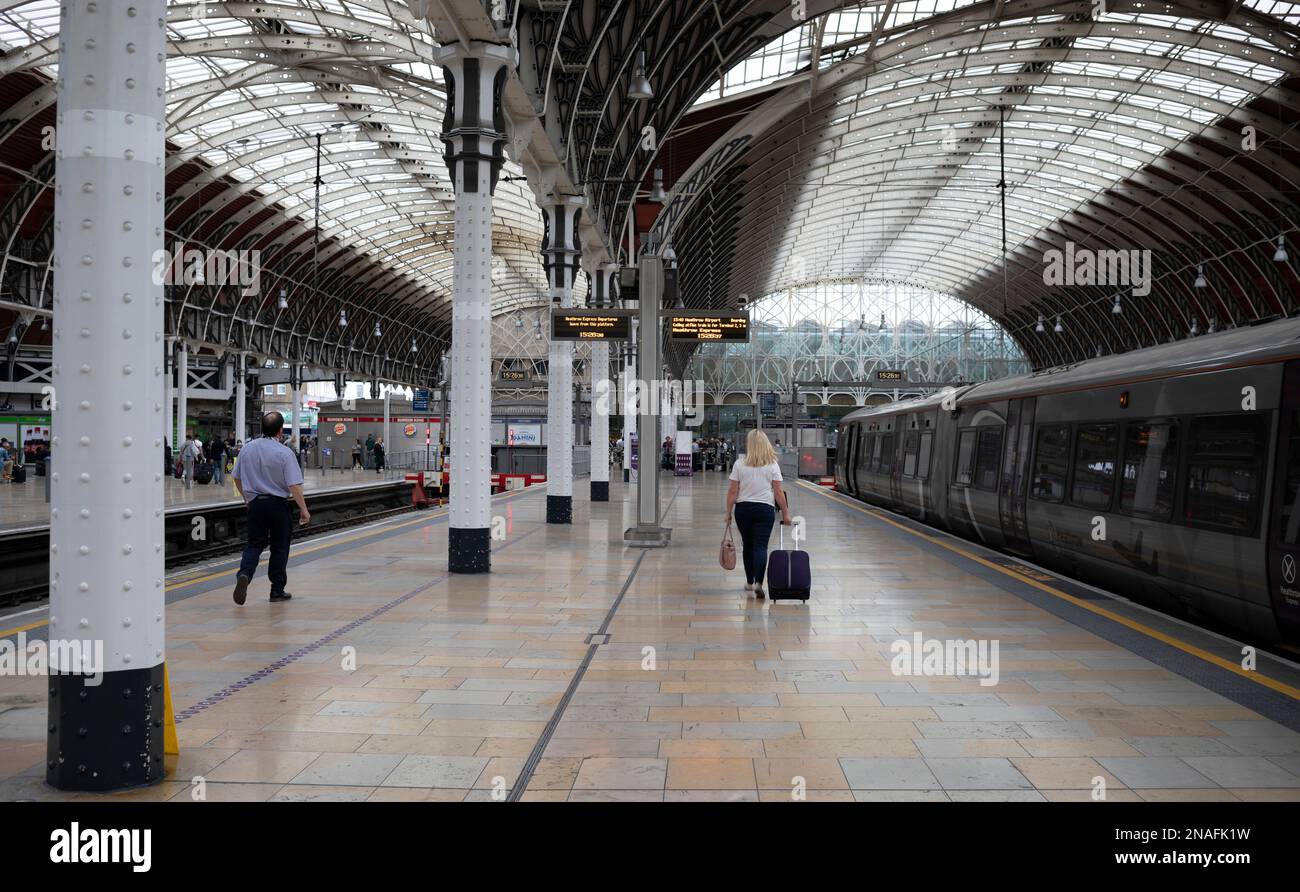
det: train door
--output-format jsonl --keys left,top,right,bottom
{"left": 1268, "top": 362, "right": 1300, "bottom": 631}
{"left": 840, "top": 425, "right": 858, "bottom": 494}
{"left": 999, "top": 398, "right": 1036, "bottom": 554}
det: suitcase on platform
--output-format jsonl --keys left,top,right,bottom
{"left": 11, "top": 463, "right": 25, "bottom": 483}
{"left": 194, "top": 462, "right": 214, "bottom": 485}
{"left": 766, "top": 523, "right": 811, "bottom": 601}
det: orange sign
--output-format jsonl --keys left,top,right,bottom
{"left": 404, "top": 423, "right": 416, "bottom": 437}
{"left": 334, "top": 423, "right": 346, "bottom": 436}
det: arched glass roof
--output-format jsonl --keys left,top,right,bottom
{"left": 0, "top": 0, "right": 549, "bottom": 320}
{"left": 685, "top": 0, "right": 1297, "bottom": 305}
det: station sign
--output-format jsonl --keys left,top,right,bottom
{"left": 664, "top": 310, "right": 750, "bottom": 343}
{"left": 550, "top": 308, "right": 634, "bottom": 341}
{"left": 759, "top": 392, "right": 778, "bottom": 417}
{"left": 876, "top": 369, "right": 905, "bottom": 382}
{"left": 499, "top": 369, "right": 531, "bottom": 384}
{"left": 413, "top": 388, "right": 430, "bottom": 411}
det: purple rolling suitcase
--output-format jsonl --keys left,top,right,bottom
{"left": 766, "top": 524, "right": 810, "bottom": 601}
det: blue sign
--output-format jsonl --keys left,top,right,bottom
{"left": 413, "top": 389, "right": 430, "bottom": 412}
{"left": 759, "top": 392, "right": 777, "bottom": 417}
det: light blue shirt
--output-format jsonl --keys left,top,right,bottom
{"left": 231, "top": 436, "right": 303, "bottom": 500}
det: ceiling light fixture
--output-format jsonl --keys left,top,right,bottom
{"left": 1193, "top": 265, "right": 1207, "bottom": 288}
{"left": 649, "top": 169, "right": 668, "bottom": 204}
{"left": 629, "top": 51, "right": 654, "bottom": 101}
{"left": 1035, "top": 314, "right": 1045, "bottom": 333}
{"left": 1275, "top": 234, "right": 1289, "bottom": 263}
{"left": 1054, "top": 316, "right": 1063, "bottom": 333}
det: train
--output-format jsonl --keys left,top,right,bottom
{"left": 834, "top": 315, "right": 1300, "bottom": 643}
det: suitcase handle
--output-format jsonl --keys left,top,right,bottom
{"left": 779, "top": 521, "right": 801, "bottom": 552}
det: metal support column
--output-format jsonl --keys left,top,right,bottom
{"left": 163, "top": 337, "right": 173, "bottom": 449}
{"left": 382, "top": 385, "right": 390, "bottom": 468}
{"left": 234, "top": 351, "right": 246, "bottom": 443}
{"left": 625, "top": 251, "right": 669, "bottom": 546}
{"left": 623, "top": 319, "right": 637, "bottom": 485}
{"left": 288, "top": 368, "right": 298, "bottom": 448}
{"left": 435, "top": 41, "right": 514, "bottom": 572}
{"left": 48, "top": 0, "right": 167, "bottom": 790}
{"left": 177, "top": 341, "right": 188, "bottom": 443}
{"left": 542, "top": 197, "right": 583, "bottom": 523}
{"left": 589, "top": 263, "right": 615, "bottom": 502}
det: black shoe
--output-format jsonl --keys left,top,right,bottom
{"left": 233, "top": 574, "right": 250, "bottom": 606}
{"left": 269, "top": 590, "right": 293, "bottom": 603}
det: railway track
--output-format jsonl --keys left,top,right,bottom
{"left": 0, "top": 481, "right": 428, "bottom": 610}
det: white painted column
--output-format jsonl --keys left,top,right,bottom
{"left": 435, "top": 42, "right": 515, "bottom": 572}
{"left": 288, "top": 371, "right": 298, "bottom": 450}
{"left": 542, "top": 196, "right": 583, "bottom": 523}
{"left": 163, "top": 337, "right": 173, "bottom": 449}
{"left": 589, "top": 263, "right": 615, "bottom": 501}
{"left": 383, "top": 385, "right": 391, "bottom": 472}
{"left": 48, "top": 0, "right": 168, "bottom": 791}
{"left": 177, "top": 340, "right": 188, "bottom": 444}
{"left": 624, "top": 318, "right": 637, "bottom": 484}
{"left": 234, "top": 351, "right": 246, "bottom": 443}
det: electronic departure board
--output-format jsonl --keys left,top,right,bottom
{"left": 876, "top": 369, "right": 905, "bottom": 382}
{"left": 499, "top": 369, "right": 530, "bottom": 383}
{"left": 664, "top": 310, "right": 750, "bottom": 342}
{"left": 550, "top": 308, "right": 634, "bottom": 341}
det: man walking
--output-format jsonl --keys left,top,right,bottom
{"left": 210, "top": 435, "right": 227, "bottom": 485}
{"left": 179, "top": 432, "right": 201, "bottom": 489}
{"left": 373, "top": 437, "right": 386, "bottom": 476}
{"left": 231, "top": 412, "right": 311, "bottom": 605}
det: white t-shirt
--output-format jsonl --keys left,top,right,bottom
{"left": 729, "top": 459, "right": 782, "bottom": 506}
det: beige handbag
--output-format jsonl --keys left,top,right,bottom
{"left": 719, "top": 521, "right": 737, "bottom": 570}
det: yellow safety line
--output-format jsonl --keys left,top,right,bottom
{"left": 0, "top": 484, "right": 544, "bottom": 640}
{"left": 799, "top": 481, "right": 1300, "bottom": 702}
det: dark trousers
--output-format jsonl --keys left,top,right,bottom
{"left": 239, "top": 495, "right": 291, "bottom": 593}
{"left": 734, "top": 501, "right": 776, "bottom": 585}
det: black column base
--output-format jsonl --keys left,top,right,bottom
{"left": 591, "top": 480, "right": 610, "bottom": 502}
{"left": 623, "top": 468, "right": 630, "bottom": 483}
{"left": 449, "top": 526, "right": 491, "bottom": 573}
{"left": 547, "top": 495, "right": 573, "bottom": 524}
{"left": 48, "top": 663, "right": 166, "bottom": 791}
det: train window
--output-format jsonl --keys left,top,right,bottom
{"left": 903, "top": 432, "right": 920, "bottom": 477}
{"left": 1031, "top": 425, "right": 1070, "bottom": 502}
{"left": 1280, "top": 411, "right": 1300, "bottom": 546}
{"left": 879, "top": 434, "right": 895, "bottom": 475}
{"left": 1184, "top": 413, "right": 1267, "bottom": 535}
{"left": 1070, "top": 424, "right": 1118, "bottom": 510}
{"left": 918, "top": 432, "right": 933, "bottom": 480}
{"left": 973, "top": 428, "right": 1003, "bottom": 491}
{"left": 955, "top": 429, "right": 976, "bottom": 486}
{"left": 856, "top": 434, "right": 875, "bottom": 474}
{"left": 1119, "top": 422, "right": 1178, "bottom": 520}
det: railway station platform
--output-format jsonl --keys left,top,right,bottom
{"left": 4, "top": 474, "right": 1298, "bottom": 803}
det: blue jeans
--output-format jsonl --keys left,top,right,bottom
{"left": 734, "top": 501, "right": 776, "bottom": 585}
{"left": 212, "top": 459, "right": 223, "bottom": 484}
{"left": 239, "top": 496, "right": 291, "bottom": 594}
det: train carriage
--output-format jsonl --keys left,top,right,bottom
{"left": 837, "top": 316, "right": 1300, "bottom": 643}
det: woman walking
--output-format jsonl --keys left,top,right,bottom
{"left": 724, "top": 429, "right": 791, "bottom": 598}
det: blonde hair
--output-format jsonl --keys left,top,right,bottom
{"left": 744, "top": 429, "right": 778, "bottom": 467}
